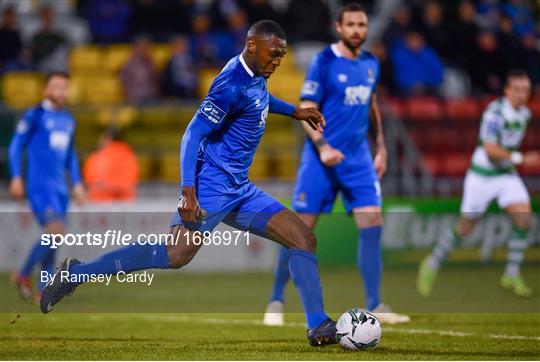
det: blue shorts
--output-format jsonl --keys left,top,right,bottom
{"left": 292, "top": 141, "right": 381, "bottom": 214}
{"left": 27, "top": 189, "right": 69, "bottom": 226}
{"left": 171, "top": 162, "right": 285, "bottom": 233}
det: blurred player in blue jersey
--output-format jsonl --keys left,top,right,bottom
{"left": 41, "top": 20, "right": 339, "bottom": 346}
{"left": 263, "top": 3, "right": 410, "bottom": 325}
{"left": 9, "top": 72, "right": 85, "bottom": 301}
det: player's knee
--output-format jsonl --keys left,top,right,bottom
{"left": 294, "top": 229, "right": 317, "bottom": 253}
{"left": 353, "top": 207, "right": 382, "bottom": 228}
{"left": 513, "top": 214, "right": 532, "bottom": 233}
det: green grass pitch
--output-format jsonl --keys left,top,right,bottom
{"left": 1, "top": 262, "right": 539, "bottom": 360}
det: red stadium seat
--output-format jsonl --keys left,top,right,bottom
{"left": 478, "top": 95, "right": 498, "bottom": 110}
{"left": 522, "top": 128, "right": 537, "bottom": 151}
{"left": 420, "top": 128, "right": 462, "bottom": 152}
{"left": 444, "top": 98, "right": 482, "bottom": 123}
{"left": 528, "top": 97, "right": 540, "bottom": 120}
{"left": 441, "top": 153, "right": 470, "bottom": 177}
{"left": 461, "top": 127, "right": 479, "bottom": 153}
{"left": 422, "top": 154, "right": 442, "bottom": 176}
{"left": 386, "top": 98, "right": 405, "bottom": 118}
{"left": 405, "top": 97, "right": 443, "bottom": 123}
{"left": 519, "top": 161, "right": 540, "bottom": 176}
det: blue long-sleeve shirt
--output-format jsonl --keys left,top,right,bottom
{"left": 9, "top": 101, "right": 81, "bottom": 194}
{"left": 179, "top": 54, "right": 295, "bottom": 189}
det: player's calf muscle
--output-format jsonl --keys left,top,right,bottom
{"left": 166, "top": 225, "right": 201, "bottom": 268}
{"left": 267, "top": 210, "right": 317, "bottom": 252}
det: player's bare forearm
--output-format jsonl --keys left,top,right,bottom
{"left": 370, "top": 93, "right": 387, "bottom": 178}
{"left": 370, "top": 93, "right": 385, "bottom": 150}
{"left": 292, "top": 101, "right": 326, "bottom": 133}
{"left": 298, "top": 100, "right": 325, "bottom": 142}
{"left": 484, "top": 142, "right": 513, "bottom": 162}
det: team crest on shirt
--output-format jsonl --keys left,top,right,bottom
{"left": 337, "top": 73, "right": 348, "bottom": 83}
{"left": 294, "top": 192, "right": 307, "bottom": 208}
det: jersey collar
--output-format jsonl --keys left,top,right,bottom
{"left": 239, "top": 54, "right": 254, "bottom": 77}
{"left": 41, "top": 99, "right": 56, "bottom": 111}
{"left": 331, "top": 43, "right": 362, "bottom": 60}
{"left": 331, "top": 44, "right": 342, "bottom": 57}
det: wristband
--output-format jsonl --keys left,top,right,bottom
{"left": 510, "top": 151, "right": 523, "bottom": 165}
{"left": 313, "top": 138, "right": 328, "bottom": 149}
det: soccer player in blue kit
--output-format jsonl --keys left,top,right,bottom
{"left": 263, "top": 4, "right": 409, "bottom": 325}
{"left": 9, "top": 72, "right": 85, "bottom": 301}
{"left": 41, "top": 20, "right": 339, "bottom": 346}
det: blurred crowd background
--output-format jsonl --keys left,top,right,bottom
{"left": 0, "top": 0, "right": 539, "bottom": 199}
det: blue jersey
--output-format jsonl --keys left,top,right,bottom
{"left": 194, "top": 55, "right": 270, "bottom": 187}
{"left": 300, "top": 44, "right": 380, "bottom": 162}
{"left": 9, "top": 101, "right": 81, "bottom": 195}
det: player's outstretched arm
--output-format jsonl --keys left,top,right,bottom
{"left": 484, "top": 142, "right": 540, "bottom": 167}
{"left": 8, "top": 116, "right": 34, "bottom": 199}
{"left": 66, "top": 138, "right": 86, "bottom": 204}
{"left": 296, "top": 100, "right": 345, "bottom": 167}
{"left": 268, "top": 94, "right": 325, "bottom": 132}
{"left": 178, "top": 117, "right": 213, "bottom": 223}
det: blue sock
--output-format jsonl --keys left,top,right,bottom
{"left": 20, "top": 238, "right": 52, "bottom": 277}
{"left": 288, "top": 249, "right": 328, "bottom": 329}
{"left": 70, "top": 244, "right": 169, "bottom": 285}
{"left": 358, "top": 226, "right": 382, "bottom": 311}
{"left": 269, "top": 246, "right": 290, "bottom": 303}
{"left": 39, "top": 248, "right": 56, "bottom": 292}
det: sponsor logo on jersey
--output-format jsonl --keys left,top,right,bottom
{"left": 200, "top": 100, "right": 227, "bottom": 124}
{"left": 49, "top": 131, "right": 70, "bottom": 151}
{"left": 302, "top": 80, "right": 319, "bottom": 96}
{"left": 344, "top": 85, "right": 372, "bottom": 105}
{"left": 259, "top": 105, "right": 269, "bottom": 128}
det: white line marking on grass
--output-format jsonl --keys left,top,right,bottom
{"left": 74, "top": 314, "right": 540, "bottom": 342}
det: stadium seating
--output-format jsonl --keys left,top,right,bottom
{"left": 151, "top": 44, "right": 172, "bottom": 71}
{"left": 69, "top": 75, "right": 123, "bottom": 105}
{"left": 405, "top": 97, "right": 443, "bottom": 123}
{"left": 159, "top": 151, "right": 180, "bottom": 182}
{"left": 69, "top": 45, "right": 103, "bottom": 75}
{"left": 444, "top": 98, "right": 482, "bottom": 123}
{"left": 440, "top": 153, "right": 470, "bottom": 177}
{"left": 248, "top": 152, "right": 270, "bottom": 181}
{"left": 103, "top": 44, "right": 132, "bottom": 73}
{"left": 528, "top": 97, "right": 540, "bottom": 119}
{"left": 2, "top": 72, "right": 44, "bottom": 109}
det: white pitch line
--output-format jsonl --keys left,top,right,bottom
{"left": 74, "top": 314, "right": 540, "bottom": 342}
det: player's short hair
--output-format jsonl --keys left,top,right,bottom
{"left": 45, "top": 71, "right": 70, "bottom": 83}
{"left": 505, "top": 70, "right": 530, "bottom": 86}
{"left": 247, "top": 20, "right": 286, "bottom": 41}
{"left": 337, "top": 3, "right": 367, "bottom": 23}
